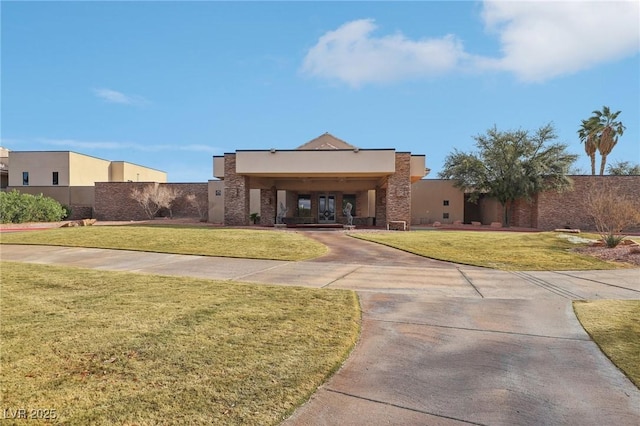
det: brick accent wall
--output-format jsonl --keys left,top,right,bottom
{"left": 94, "top": 182, "right": 208, "bottom": 221}
{"left": 385, "top": 153, "right": 412, "bottom": 227}
{"left": 161, "top": 183, "right": 209, "bottom": 219}
{"left": 535, "top": 175, "right": 640, "bottom": 231}
{"left": 260, "top": 187, "right": 276, "bottom": 226}
{"left": 95, "top": 182, "right": 152, "bottom": 221}
{"left": 223, "top": 154, "right": 250, "bottom": 226}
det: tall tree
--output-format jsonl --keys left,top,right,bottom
{"left": 578, "top": 116, "right": 599, "bottom": 175}
{"left": 578, "top": 106, "right": 626, "bottom": 175}
{"left": 439, "top": 124, "right": 577, "bottom": 226}
{"left": 607, "top": 160, "right": 640, "bottom": 175}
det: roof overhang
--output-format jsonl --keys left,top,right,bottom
{"left": 213, "top": 149, "right": 427, "bottom": 184}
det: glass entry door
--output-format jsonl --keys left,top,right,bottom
{"left": 318, "top": 194, "right": 336, "bottom": 223}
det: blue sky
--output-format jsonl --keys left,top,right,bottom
{"left": 2, "top": 1, "right": 639, "bottom": 182}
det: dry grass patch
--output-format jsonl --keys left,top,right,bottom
{"left": 352, "top": 231, "right": 628, "bottom": 270}
{"left": 573, "top": 300, "right": 640, "bottom": 388}
{"left": 0, "top": 262, "right": 360, "bottom": 425}
{"left": 0, "top": 226, "right": 327, "bottom": 261}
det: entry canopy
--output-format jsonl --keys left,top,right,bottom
{"left": 212, "top": 133, "right": 427, "bottom": 186}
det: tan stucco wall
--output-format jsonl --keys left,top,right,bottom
{"left": 110, "top": 161, "right": 167, "bottom": 182}
{"left": 208, "top": 180, "right": 225, "bottom": 223}
{"left": 69, "top": 152, "right": 111, "bottom": 186}
{"left": 235, "top": 150, "right": 396, "bottom": 176}
{"left": 6, "top": 186, "right": 71, "bottom": 205}
{"left": 410, "top": 155, "right": 427, "bottom": 181}
{"left": 411, "top": 180, "right": 464, "bottom": 225}
{"left": 9, "top": 152, "right": 71, "bottom": 187}
{"left": 213, "top": 156, "right": 225, "bottom": 179}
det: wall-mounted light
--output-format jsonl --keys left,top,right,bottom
{"left": 270, "top": 148, "right": 276, "bottom": 153}
{"left": 353, "top": 148, "right": 359, "bottom": 153}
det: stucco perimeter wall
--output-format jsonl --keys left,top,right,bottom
{"left": 94, "top": 182, "right": 208, "bottom": 221}
{"left": 535, "top": 175, "right": 640, "bottom": 231}
{"left": 5, "top": 186, "right": 94, "bottom": 219}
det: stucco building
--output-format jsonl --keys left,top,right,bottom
{"left": 6, "top": 151, "right": 166, "bottom": 218}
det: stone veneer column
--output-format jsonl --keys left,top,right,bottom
{"left": 223, "top": 154, "right": 250, "bottom": 226}
{"left": 375, "top": 186, "right": 387, "bottom": 227}
{"left": 260, "top": 187, "right": 276, "bottom": 226}
{"left": 385, "top": 153, "right": 411, "bottom": 228}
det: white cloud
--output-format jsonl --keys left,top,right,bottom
{"left": 301, "top": 19, "right": 468, "bottom": 87}
{"left": 301, "top": 2, "right": 639, "bottom": 86}
{"left": 38, "top": 139, "right": 218, "bottom": 154}
{"left": 480, "top": 0, "right": 640, "bottom": 82}
{"left": 92, "top": 88, "right": 150, "bottom": 106}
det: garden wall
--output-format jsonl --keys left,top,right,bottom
{"left": 94, "top": 182, "right": 208, "bottom": 221}
{"left": 524, "top": 175, "right": 640, "bottom": 231}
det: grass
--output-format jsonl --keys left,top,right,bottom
{"left": 0, "top": 226, "right": 327, "bottom": 261}
{"left": 0, "top": 261, "right": 360, "bottom": 425}
{"left": 573, "top": 300, "right": 640, "bottom": 388}
{"left": 351, "top": 231, "right": 629, "bottom": 270}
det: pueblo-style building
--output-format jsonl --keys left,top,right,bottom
{"left": 212, "top": 133, "right": 428, "bottom": 228}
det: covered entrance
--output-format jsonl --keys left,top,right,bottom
{"left": 214, "top": 133, "right": 426, "bottom": 229}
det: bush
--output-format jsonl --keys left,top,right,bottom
{"left": 0, "top": 190, "right": 67, "bottom": 223}
{"left": 61, "top": 204, "right": 72, "bottom": 220}
{"left": 583, "top": 181, "right": 640, "bottom": 247}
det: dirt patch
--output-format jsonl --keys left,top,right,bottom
{"left": 574, "top": 241, "right": 640, "bottom": 267}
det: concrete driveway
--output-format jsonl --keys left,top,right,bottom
{"left": 2, "top": 230, "right": 639, "bottom": 425}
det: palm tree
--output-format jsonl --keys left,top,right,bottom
{"left": 579, "top": 106, "right": 626, "bottom": 175}
{"left": 578, "top": 116, "right": 599, "bottom": 175}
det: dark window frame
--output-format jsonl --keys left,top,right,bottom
{"left": 22, "top": 171, "right": 29, "bottom": 186}
{"left": 52, "top": 171, "right": 59, "bottom": 186}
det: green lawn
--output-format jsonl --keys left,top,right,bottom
{"left": 574, "top": 300, "right": 640, "bottom": 388}
{"left": 352, "top": 231, "right": 629, "bottom": 270}
{"left": 0, "top": 262, "right": 360, "bottom": 425}
{"left": 0, "top": 226, "right": 327, "bottom": 261}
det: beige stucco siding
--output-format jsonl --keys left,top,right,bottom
{"left": 213, "top": 156, "right": 225, "bottom": 179}
{"left": 410, "top": 155, "right": 427, "bottom": 182}
{"left": 9, "top": 152, "right": 71, "bottom": 187}
{"left": 235, "top": 150, "right": 396, "bottom": 176}
{"left": 110, "top": 161, "right": 167, "bottom": 182}
{"left": 208, "top": 180, "right": 225, "bottom": 223}
{"left": 411, "top": 180, "right": 464, "bottom": 225}
{"left": 69, "top": 152, "right": 111, "bottom": 186}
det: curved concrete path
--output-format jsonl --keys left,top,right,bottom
{"left": 2, "top": 231, "right": 639, "bottom": 425}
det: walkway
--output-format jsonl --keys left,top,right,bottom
{"left": 2, "top": 232, "right": 639, "bottom": 425}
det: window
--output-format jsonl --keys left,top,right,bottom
{"left": 443, "top": 200, "right": 449, "bottom": 206}
{"left": 52, "top": 172, "right": 59, "bottom": 185}
{"left": 22, "top": 172, "right": 29, "bottom": 186}
{"left": 443, "top": 213, "right": 450, "bottom": 219}
{"left": 297, "top": 194, "right": 311, "bottom": 217}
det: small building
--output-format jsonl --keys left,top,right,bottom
{"left": 211, "top": 133, "right": 428, "bottom": 228}
{"left": 0, "top": 147, "right": 9, "bottom": 189}
{"left": 6, "top": 151, "right": 166, "bottom": 219}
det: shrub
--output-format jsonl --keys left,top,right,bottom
{"left": 0, "top": 190, "right": 67, "bottom": 223}
{"left": 185, "top": 193, "right": 208, "bottom": 222}
{"left": 583, "top": 181, "right": 640, "bottom": 247}
{"left": 131, "top": 184, "right": 181, "bottom": 219}
{"left": 61, "top": 204, "right": 72, "bottom": 219}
